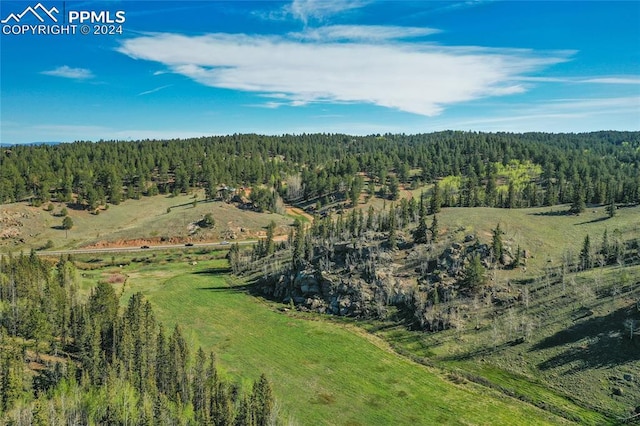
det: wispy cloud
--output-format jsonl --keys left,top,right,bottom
{"left": 286, "top": 0, "right": 371, "bottom": 23}
{"left": 117, "top": 31, "right": 570, "bottom": 117}
{"left": 33, "top": 124, "right": 108, "bottom": 134}
{"left": 41, "top": 66, "right": 94, "bottom": 80}
{"left": 517, "top": 75, "right": 640, "bottom": 85}
{"left": 544, "top": 96, "right": 640, "bottom": 111}
{"left": 288, "top": 25, "right": 440, "bottom": 42}
{"left": 429, "top": 1, "right": 496, "bottom": 15}
{"left": 580, "top": 77, "right": 640, "bottom": 85}
{"left": 430, "top": 96, "right": 640, "bottom": 132}
{"left": 27, "top": 124, "right": 212, "bottom": 142}
{"left": 137, "top": 85, "right": 172, "bottom": 96}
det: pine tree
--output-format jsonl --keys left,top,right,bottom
{"left": 366, "top": 205, "right": 374, "bottom": 230}
{"left": 214, "top": 381, "right": 233, "bottom": 426}
{"left": 62, "top": 216, "right": 73, "bottom": 230}
{"left": 168, "top": 325, "right": 190, "bottom": 404}
{"left": 228, "top": 243, "right": 241, "bottom": 274}
{"left": 357, "top": 208, "right": 364, "bottom": 236}
{"left": 570, "top": 185, "right": 586, "bottom": 214}
{"left": 348, "top": 209, "right": 358, "bottom": 236}
{"left": 201, "top": 213, "right": 215, "bottom": 228}
{"left": 387, "top": 205, "right": 398, "bottom": 249}
{"left": 235, "top": 394, "right": 253, "bottom": 426}
{"left": 206, "top": 352, "right": 219, "bottom": 425}
{"left": 265, "top": 221, "right": 276, "bottom": 255}
{"left": 431, "top": 214, "right": 439, "bottom": 243}
{"left": 292, "top": 219, "right": 305, "bottom": 269}
{"left": 251, "top": 374, "right": 274, "bottom": 426}
{"left": 600, "top": 228, "right": 610, "bottom": 263}
{"left": 430, "top": 182, "right": 442, "bottom": 214}
{"left": 606, "top": 198, "right": 616, "bottom": 218}
{"left": 349, "top": 175, "right": 364, "bottom": 206}
{"left": 463, "top": 254, "right": 485, "bottom": 291}
{"left": 492, "top": 223, "right": 504, "bottom": 264}
{"left": 580, "top": 234, "right": 592, "bottom": 270}
{"left": 543, "top": 183, "right": 557, "bottom": 206}
{"left": 513, "top": 245, "right": 521, "bottom": 268}
{"left": 155, "top": 325, "right": 170, "bottom": 395}
{"left": 413, "top": 196, "right": 429, "bottom": 244}
{"left": 485, "top": 171, "right": 497, "bottom": 207}
{"left": 388, "top": 175, "right": 400, "bottom": 200}
{"left": 192, "top": 348, "right": 207, "bottom": 423}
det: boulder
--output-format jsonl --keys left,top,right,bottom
{"left": 501, "top": 253, "right": 514, "bottom": 266}
{"left": 295, "top": 269, "right": 320, "bottom": 295}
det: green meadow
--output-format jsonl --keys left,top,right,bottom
{"left": 93, "top": 258, "right": 569, "bottom": 425}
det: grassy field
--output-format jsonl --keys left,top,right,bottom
{"left": 317, "top": 196, "right": 639, "bottom": 277}
{"left": 435, "top": 204, "right": 640, "bottom": 273}
{"left": 82, "top": 257, "right": 572, "bottom": 426}
{"left": 363, "top": 263, "right": 639, "bottom": 423}
{"left": 1, "top": 191, "right": 291, "bottom": 253}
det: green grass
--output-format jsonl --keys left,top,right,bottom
{"left": 112, "top": 260, "right": 570, "bottom": 425}
{"left": 363, "top": 323, "right": 612, "bottom": 425}
{"left": 363, "top": 263, "right": 640, "bottom": 424}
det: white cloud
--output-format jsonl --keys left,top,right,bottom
{"left": 517, "top": 75, "right": 640, "bottom": 85}
{"left": 117, "top": 31, "right": 570, "bottom": 117}
{"left": 544, "top": 96, "right": 640, "bottom": 111}
{"left": 137, "top": 84, "right": 172, "bottom": 96}
{"left": 286, "top": 0, "right": 371, "bottom": 23}
{"left": 428, "top": 96, "right": 640, "bottom": 132}
{"left": 33, "top": 124, "right": 108, "bottom": 133}
{"left": 579, "top": 77, "right": 640, "bottom": 85}
{"left": 41, "top": 66, "right": 94, "bottom": 80}
{"left": 288, "top": 25, "right": 440, "bottom": 41}
{"left": 26, "top": 124, "right": 213, "bottom": 142}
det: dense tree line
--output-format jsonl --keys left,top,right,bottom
{"left": 0, "top": 254, "right": 274, "bottom": 424}
{"left": 1, "top": 132, "right": 638, "bottom": 210}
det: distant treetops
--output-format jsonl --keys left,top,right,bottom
{"left": 1, "top": 131, "right": 638, "bottom": 212}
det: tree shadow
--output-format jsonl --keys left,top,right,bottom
{"left": 172, "top": 201, "right": 199, "bottom": 209}
{"left": 574, "top": 216, "right": 610, "bottom": 226}
{"left": 65, "top": 202, "right": 87, "bottom": 211}
{"left": 192, "top": 267, "right": 253, "bottom": 292}
{"left": 529, "top": 210, "right": 572, "bottom": 217}
{"left": 196, "top": 283, "right": 254, "bottom": 292}
{"left": 440, "top": 340, "right": 523, "bottom": 362}
{"left": 532, "top": 304, "right": 640, "bottom": 372}
{"left": 192, "top": 267, "right": 232, "bottom": 275}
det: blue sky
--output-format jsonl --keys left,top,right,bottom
{"left": 1, "top": 0, "right": 639, "bottom": 144}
